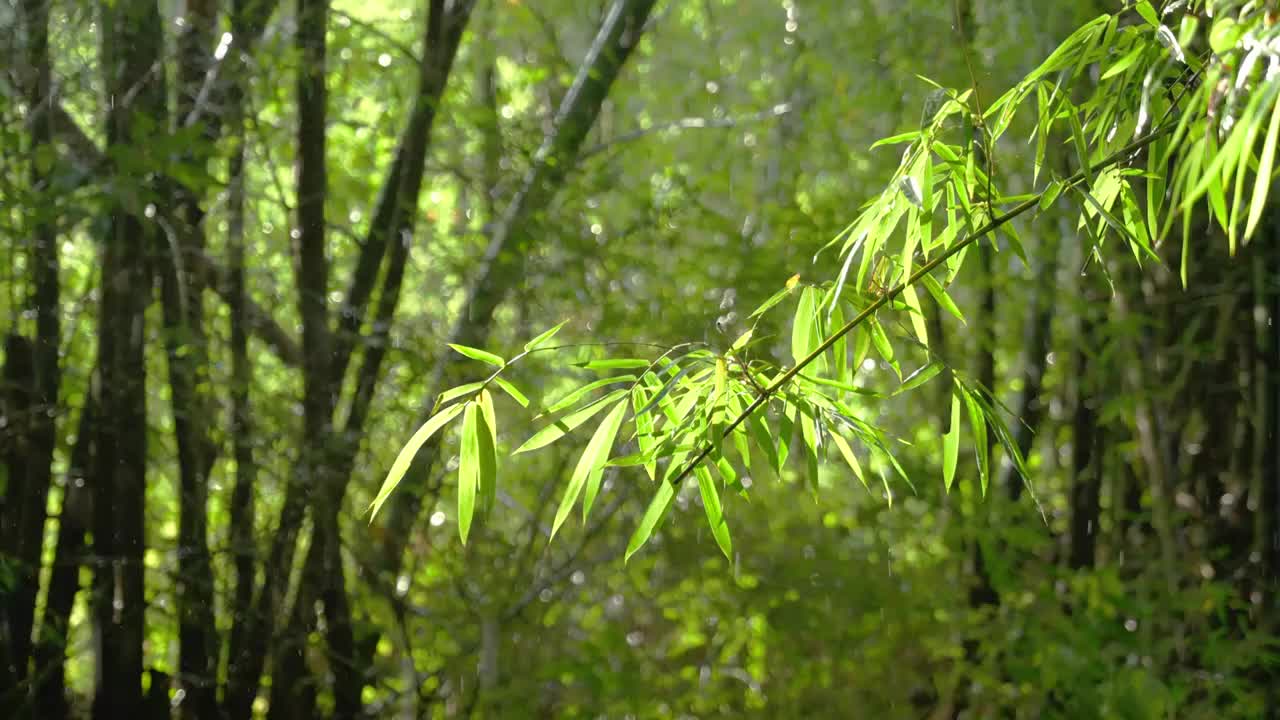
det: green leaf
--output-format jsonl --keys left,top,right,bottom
{"left": 515, "top": 389, "right": 628, "bottom": 454}
{"left": 902, "top": 285, "right": 929, "bottom": 345}
{"left": 749, "top": 284, "right": 795, "bottom": 318}
{"left": 696, "top": 466, "right": 733, "bottom": 559}
{"left": 1068, "top": 107, "right": 1093, "bottom": 187}
{"left": 477, "top": 389, "right": 499, "bottom": 514}
{"left": 870, "top": 130, "right": 920, "bottom": 149}
{"left": 897, "top": 361, "right": 943, "bottom": 395}
{"left": 457, "top": 402, "right": 480, "bottom": 545}
{"left": 791, "top": 286, "right": 819, "bottom": 366}
{"left": 542, "top": 375, "right": 636, "bottom": 415}
{"left": 1245, "top": 92, "right": 1280, "bottom": 241}
{"left": 868, "top": 318, "right": 900, "bottom": 379}
{"left": 961, "top": 386, "right": 989, "bottom": 494}
{"left": 448, "top": 343, "right": 505, "bottom": 368}
{"left": 369, "top": 402, "right": 467, "bottom": 519}
{"left": 550, "top": 399, "right": 628, "bottom": 540}
{"left": 582, "top": 400, "right": 629, "bottom": 522}
{"left": 523, "top": 319, "right": 568, "bottom": 352}
{"left": 438, "top": 381, "right": 485, "bottom": 406}
{"left": 830, "top": 430, "right": 868, "bottom": 490}
{"left": 943, "top": 392, "right": 960, "bottom": 492}
{"left": 1134, "top": 1, "right": 1159, "bottom": 29}
{"left": 625, "top": 481, "right": 676, "bottom": 563}
{"left": 921, "top": 274, "right": 966, "bottom": 324}
{"left": 492, "top": 377, "right": 530, "bottom": 408}
{"left": 730, "top": 327, "right": 754, "bottom": 352}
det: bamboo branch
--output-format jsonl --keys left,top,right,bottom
{"left": 666, "top": 123, "right": 1176, "bottom": 490}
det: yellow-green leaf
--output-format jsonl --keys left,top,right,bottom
{"left": 448, "top": 343, "right": 505, "bottom": 368}
{"left": 625, "top": 481, "right": 675, "bottom": 563}
{"left": 369, "top": 402, "right": 467, "bottom": 519}
{"left": 458, "top": 402, "right": 480, "bottom": 544}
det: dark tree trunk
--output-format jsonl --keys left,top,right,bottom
{"left": 91, "top": 0, "right": 165, "bottom": 717}
{"left": 161, "top": 2, "right": 221, "bottom": 716}
{"left": 222, "top": 0, "right": 259, "bottom": 711}
{"left": 1, "top": 0, "right": 62, "bottom": 708}
{"left": 33, "top": 394, "right": 95, "bottom": 719}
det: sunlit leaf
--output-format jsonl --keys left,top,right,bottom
{"left": 523, "top": 319, "right": 568, "bottom": 352}
{"left": 493, "top": 377, "right": 530, "bottom": 408}
{"left": 438, "top": 381, "right": 485, "bottom": 406}
{"left": 625, "top": 480, "right": 675, "bottom": 563}
{"left": 830, "top": 430, "right": 868, "bottom": 490}
{"left": 550, "top": 399, "right": 628, "bottom": 540}
{"left": 369, "top": 402, "right": 467, "bottom": 519}
{"left": 457, "top": 402, "right": 480, "bottom": 545}
{"left": 693, "top": 466, "right": 732, "bottom": 558}
{"left": 1245, "top": 90, "right": 1280, "bottom": 240}
{"left": 897, "top": 361, "right": 943, "bottom": 395}
{"left": 943, "top": 392, "right": 960, "bottom": 492}
{"left": 541, "top": 375, "right": 636, "bottom": 415}
{"left": 515, "top": 389, "right": 628, "bottom": 454}
{"left": 448, "top": 343, "right": 505, "bottom": 368}
{"left": 477, "top": 389, "right": 499, "bottom": 514}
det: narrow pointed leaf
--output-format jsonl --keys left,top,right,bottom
{"left": 515, "top": 389, "right": 628, "bottom": 454}
{"left": 523, "top": 319, "right": 568, "bottom": 352}
{"left": 943, "top": 392, "right": 960, "bottom": 492}
{"left": 457, "top": 402, "right": 480, "bottom": 544}
{"left": 550, "top": 399, "right": 628, "bottom": 540}
{"left": 369, "top": 402, "right": 467, "bottom": 518}
{"left": 493, "top": 377, "right": 530, "bottom": 408}
{"left": 696, "top": 466, "right": 733, "bottom": 559}
{"left": 625, "top": 481, "right": 676, "bottom": 563}
{"left": 448, "top": 343, "right": 505, "bottom": 368}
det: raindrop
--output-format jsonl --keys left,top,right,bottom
{"left": 1124, "top": 618, "right": 1138, "bottom": 632}
{"left": 378, "top": 53, "right": 392, "bottom": 68}
{"left": 571, "top": 570, "right": 585, "bottom": 585}
{"left": 429, "top": 511, "right": 446, "bottom": 527}
{"left": 144, "top": 204, "right": 156, "bottom": 219}
{"left": 395, "top": 575, "right": 410, "bottom": 596}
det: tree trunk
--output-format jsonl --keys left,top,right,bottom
{"left": 92, "top": 1, "right": 166, "bottom": 716}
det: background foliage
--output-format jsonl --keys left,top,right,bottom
{"left": 1, "top": 0, "right": 1278, "bottom": 718}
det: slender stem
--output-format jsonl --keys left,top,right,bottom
{"left": 666, "top": 122, "right": 1176, "bottom": 489}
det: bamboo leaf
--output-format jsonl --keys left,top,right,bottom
{"left": 523, "top": 319, "right": 568, "bottom": 352}
{"left": 515, "top": 389, "right": 628, "bottom": 454}
{"left": 625, "top": 481, "right": 675, "bottom": 563}
{"left": 696, "top": 465, "right": 733, "bottom": 559}
{"left": 943, "top": 392, "right": 960, "bottom": 492}
{"left": 477, "top": 390, "right": 499, "bottom": 514}
{"left": 493, "top": 377, "right": 530, "bottom": 408}
{"left": 896, "top": 361, "right": 943, "bottom": 395}
{"left": 369, "top": 402, "right": 467, "bottom": 519}
{"left": 1245, "top": 90, "right": 1280, "bottom": 240}
{"left": 448, "top": 343, "right": 505, "bottom": 368}
{"left": 457, "top": 402, "right": 480, "bottom": 545}
{"left": 541, "top": 375, "right": 636, "bottom": 415}
{"left": 550, "top": 399, "right": 628, "bottom": 540}
{"left": 438, "top": 381, "right": 485, "bottom": 406}
{"left": 921, "top": 274, "right": 966, "bottom": 325}
{"left": 830, "top": 430, "right": 868, "bottom": 490}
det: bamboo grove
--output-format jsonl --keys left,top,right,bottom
{"left": 3, "top": 0, "right": 1280, "bottom": 717}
